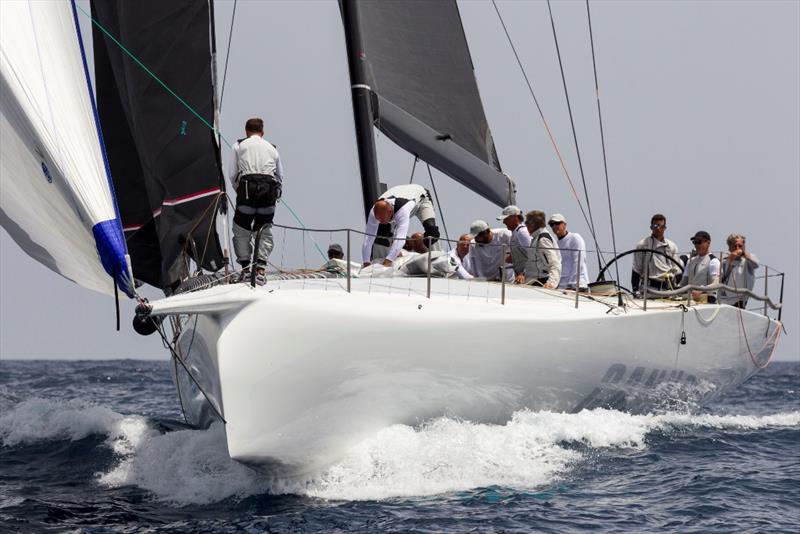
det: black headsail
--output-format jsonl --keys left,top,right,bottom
{"left": 340, "top": 0, "right": 515, "bottom": 213}
{"left": 91, "top": 0, "right": 224, "bottom": 290}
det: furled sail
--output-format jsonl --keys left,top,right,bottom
{"left": 91, "top": 0, "right": 225, "bottom": 290}
{"left": 0, "top": 0, "right": 133, "bottom": 297}
{"left": 342, "top": 0, "right": 515, "bottom": 207}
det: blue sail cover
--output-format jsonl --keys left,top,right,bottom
{"left": 0, "top": 0, "right": 133, "bottom": 297}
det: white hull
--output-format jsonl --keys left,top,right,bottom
{"left": 149, "top": 277, "right": 780, "bottom": 475}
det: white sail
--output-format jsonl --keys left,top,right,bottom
{"left": 0, "top": 0, "right": 131, "bottom": 296}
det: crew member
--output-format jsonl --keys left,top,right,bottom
{"left": 549, "top": 213, "right": 589, "bottom": 290}
{"left": 468, "top": 220, "right": 512, "bottom": 281}
{"left": 327, "top": 243, "right": 344, "bottom": 260}
{"left": 680, "top": 231, "right": 720, "bottom": 303}
{"left": 523, "top": 210, "right": 561, "bottom": 288}
{"left": 404, "top": 232, "right": 429, "bottom": 255}
{"left": 719, "top": 234, "right": 759, "bottom": 308}
{"left": 227, "top": 118, "right": 284, "bottom": 282}
{"left": 361, "top": 184, "right": 439, "bottom": 267}
{"left": 497, "top": 205, "right": 531, "bottom": 282}
{"left": 448, "top": 233, "right": 474, "bottom": 279}
{"left": 631, "top": 213, "right": 682, "bottom": 293}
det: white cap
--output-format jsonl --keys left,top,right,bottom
{"left": 496, "top": 205, "right": 522, "bottom": 220}
{"left": 469, "top": 219, "right": 490, "bottom": 235}
{"left": 548, "top": 213, "right": 566, "bottom": 224}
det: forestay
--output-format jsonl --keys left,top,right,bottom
{"left": 0, "top": 0, "right": 132, "bottom": 297}
{"left": 349, "top": 0, "right": 515, "bottom": 206}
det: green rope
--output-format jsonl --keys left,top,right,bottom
{"left": 75, "top": 3, "right": 232, "bottom": 148}
{"left": 75, "top": 3, "right": 327, "bottom": 262}
{"left": 278, "top": 200, "right": 326, "bottom": 261}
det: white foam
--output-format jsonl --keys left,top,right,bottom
{"left": 0, "top": 398, "right": 154, "bottom": 452}
{"left": 97, "top": 408, "right": 800, "bottom": 504}
{"left": 4, "top": 399, "right": 797, "bottom": 504}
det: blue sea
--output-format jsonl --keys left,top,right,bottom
{"left": 0, "top": 359, "right": 797, "bottom": 533}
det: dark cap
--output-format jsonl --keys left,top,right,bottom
{"left": 690, "top": 231, "right": 711, "bottom": 244}
{"left": 328, "top": 243, "right": 344, "bottom": 256}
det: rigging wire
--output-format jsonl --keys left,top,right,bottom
{"left": 585, "top": 0, "right": 622, "bottom": 291}
{"left": 490, "top": 0, "right": 595, "bottom": 236}
{"left": 426, "top": 163, "right": 451, "bottom": 248}
{"left": 546, "top": 0, "right": 604, "bottom": 271}
{"left": 219, "top": 0, "right": 237, "bottom": 112}
{"left": 408, "top": 156, "right": 418, "bottom": 184}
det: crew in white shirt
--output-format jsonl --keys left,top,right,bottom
{"left": 523, "top": 210, "right": 561, "bottom": 288}
{"left": 447, "top": 233, "right": 474, "bottom": 279}
{"left": 680, "top": 230, "right": 721, "bottom": 303}
{"left": 631, "top": 213, "right": 683, "bottom": 293}
{"left": 467, "top": 220, "right": 512, "bottom": 281}
{"left": 497, "top": 205, "right": 531, "bottom": 283}
{"left": 719, "top": 233, "right": 759, "bottom": 308}
{"left": 549, "top": 213, "right": 589, "bottom": 290}
{"left": 362, "top": 184, "right": 439, "bottom": 266}
{"left": 226, "top": 118, "right": 285, "bottom": 282}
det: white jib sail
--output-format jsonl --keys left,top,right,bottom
{"left": 0, "top": 0, "right": 132, "bottom": 296}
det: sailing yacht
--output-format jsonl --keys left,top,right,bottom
{"left": 1, "top": 0, "right": 783, "bottom": 476}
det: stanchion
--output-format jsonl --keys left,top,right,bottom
{"left": 346, "top": 229, "right": 351, "bottom": 293}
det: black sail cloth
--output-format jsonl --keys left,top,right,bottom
{"left": 347, "top": 0, "right": 515, "bottom": 207}
{"left": 92, "top": 0, "right": 224, "bottom": 289}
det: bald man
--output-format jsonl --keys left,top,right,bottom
{"left": 362, "top": 184, "right": 439, "bottom": 267}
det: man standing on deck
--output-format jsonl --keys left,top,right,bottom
{"left": 497, "top": 205, "right": 531, "bottom": 283}
{"left": 549, "top": 213, "right": 589, "bottom": 290}
{"left": 631, "top": 213, "right": 682, "bottom": 294}
{"left": 719, "top": 234, "right": 759, "bottom": 308}
{"left": 227, "top": 118, "right": 284, "bottom": 282}
{"left": 523, "top": 210, "right": 561, "bottom": 288}
{"left": 362, "top": 184, "right": 440, "bottom": 267}
{"left": 468, "top": 220, "right": 512, "bottom": 281}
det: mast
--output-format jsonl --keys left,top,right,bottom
{"left": 339, "top": 0, "right": 381, "bottom": 218}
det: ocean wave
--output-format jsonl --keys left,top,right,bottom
{"left": 0, "top": 398, "right": 154, "bottom": 455}
{"left": 98, "top": 407, "right": 800, "bottom": 504}
{"left": 3, "top": 399, "right": 796, "bottom": 504}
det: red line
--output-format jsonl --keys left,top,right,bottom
{"left": 162, "top": 187, "right": 220, "bottom": 206}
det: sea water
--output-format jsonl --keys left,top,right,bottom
{"left": 1, "top": 360, "right": 797, "bottom": 532}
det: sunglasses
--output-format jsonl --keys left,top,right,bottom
{"left": 650, "top": 223, "right": 666, "bottom": 229}
{"left": 548, "top": 221, "right": 563, "bottom": 227}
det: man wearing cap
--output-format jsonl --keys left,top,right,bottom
{"left": 680, "top": 231, "right": 720, "bottom": 303}
{"left": 549, "top": 213, "right": 589, "bottom": 290}
{"left": 328, "top": 243, "right": 344, "bottom": 260}
{"left": 448, "top": 233, "right": 474, "bottom": 279}
{"left": 498, "top": 205, "right": 532, "bottom": 283}
{"left": 467, "top": 220, "right": 512, "bottom": 281}
{"left": 631, "top": 214, "right": 683, "bottom": 294}
{"left": 523, "top": 210, "right": 561, "bottom": 288}
{"left": 361, "top": 184, "right": 439, "bottom": 267}
{"left": 323, "top": 243, "right": 360, "bottom": 274}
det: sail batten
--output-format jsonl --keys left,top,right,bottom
{"left": 349, "top": 0, "right": 515, "bottom": 206}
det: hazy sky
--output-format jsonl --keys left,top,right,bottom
{"left": 1, "top": 0, "right": 798, "bottom": 361}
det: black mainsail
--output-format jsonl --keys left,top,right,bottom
{"left": 91, "top": 0, "right": 224, "bottom": 289}
{"left": 340, "top": 0, "right": 515, "bottom": 213}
